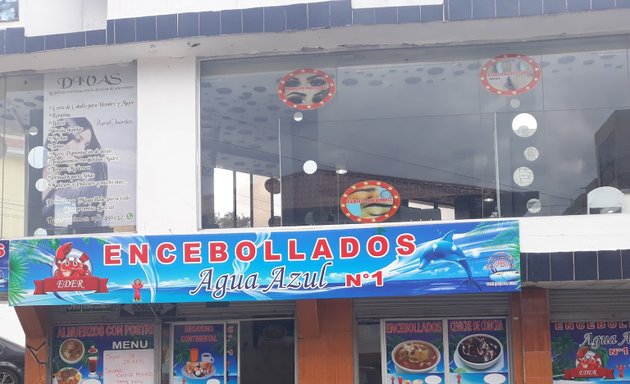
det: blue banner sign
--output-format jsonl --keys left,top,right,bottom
{"left": 551, "top": 321, "right": 630, "bottom": 383}
{"left": 0, "top": 240, "right": 7, "bottom": 296}
{"left": 9, "top": 220, "right": 520, "bottom": 306}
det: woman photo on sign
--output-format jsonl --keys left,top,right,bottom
{"left": 42, "top": 117, "right": 108, "bottom": 231}
{"left": 347, "top": 186, "right": 394, "bottom": 218}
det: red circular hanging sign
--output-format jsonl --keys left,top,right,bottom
{"left": 278, "top": 68, "right": 336, "bottom": 110}
{"left": 480, "top": 54, "right": 541, "bottom": 96}
{"left": 340, "top": 180, "right": 400, "bottom": 223}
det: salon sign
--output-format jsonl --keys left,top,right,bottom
{"left": 278, "top": 68, "right": 335, "bottom": 110}
{"left": 8, "top": 220, "right": 520, "bottom": 306}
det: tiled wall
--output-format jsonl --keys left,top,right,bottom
{"left": 0, "top": 0, "right": 628, "bottom": 56}
{"left": 522, "top": 249, "right": 630, "bottom": 282}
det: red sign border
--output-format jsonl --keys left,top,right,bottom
{"left": 340, "top": 180, "right": 400, "bottom": 223}
{"left": 480, "top": 53, "right": 541, "bottom": 96}
{"left": 277, "top": 68, "right": 336, "bottom": 110}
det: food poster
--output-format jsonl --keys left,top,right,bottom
{"left": 384, "top": 320, "right": 446, "bottom": 384}
{"left": 551, "top": 321, "right": 630, "bottom": 383}
{"left": 0, "top": 240, "right": 7, "bottom": 295}
{"left": 51, "top": 323, "right": 155, "bottom": 384}
{"left": 447, "top": 319, "right": 509, "bottom": 384}
{"left": 172, "top": 322, "right": 239, "bottom": 384}
{"left": 41, "top": 65, "right": 136, "bottom": 232}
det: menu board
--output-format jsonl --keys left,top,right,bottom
{"left": 551, "top": 321, "right": 630, "bottom": 383}
{"left": 448, "top": 319, "right": 509, "bottom": 384}
{"left": 172, "top": 322, "right": 239, "bottom": 384}
{"left": 383, "top": 318, "right": 509, "bottom": 384}
{"left": 41, "top": 65, "right": 136, "bottom": 232}
{"left": 103, "top": 349, "right": 154, "bottom": 384}
{"left": 51, "top": 323, "right": 155, "bottom": 384}
{"left": 385, "top": 320, "right": 445, "bottom": 384}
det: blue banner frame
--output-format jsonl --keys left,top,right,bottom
{"left": 0, "top": 240, "right": 7, "bottom": 296}
{"left": 9, "top": 220, "right": 520, "bottom": 306}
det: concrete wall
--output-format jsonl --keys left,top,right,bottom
{"left": 136, "top": 57, "right": 199, "bottom": 234}
{"left": 106, "top": 0, "right": 443, "bottom": 19}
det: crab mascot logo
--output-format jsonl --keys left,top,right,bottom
{"left": 34, "top": 242, "right": 109, "bottom": 295}
{"left": 563, "top": 346, "right": 614, "bottom": 379}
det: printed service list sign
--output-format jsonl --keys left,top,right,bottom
{"left": 42, "top": 66, "right": 136, "bottom": 231}
{"left": 104, "top": 349, "right": 154, "bottom": 384}
{"left": 551, "top": 321, "right": 630, "bottom": 383}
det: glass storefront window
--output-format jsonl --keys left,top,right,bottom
{"left": 357, "top": 321, "right": 382, "bottom": 384}
{"left": 0, "top": 64, "right": 137, "bottom": 238}
{"left": 357, "top": 318, "right": 510, "bottom": 384}
{"left": 169, "top": 319, "right": 295, "bottom": 384}
{"left": 200, "top": 35, "right": 630, "bottom": 229}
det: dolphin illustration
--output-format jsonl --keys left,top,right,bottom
{"left": 380, "top": 230, "right": 481, "bottom": 291}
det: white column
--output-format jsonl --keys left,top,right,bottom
{"left": 136, "top": 57, "right": 198, "bottom": 234}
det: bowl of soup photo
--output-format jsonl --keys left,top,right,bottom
{"left": 391, "top": 340, "right": 441, "bottom": 374}
{"left": 54, "top": 367, "right": 82, "bottom": 384}
{"left": 456, "top": 334, "right": 503, "bottom": 370}
{"left": 59, "top": 338, "right": 85, "bottom": 364}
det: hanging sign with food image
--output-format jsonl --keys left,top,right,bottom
{"left": 172, "top": 322, "right": 238, "bottom": 384}
{"left": 277, "top": 68, "right": 336, "bottom": 110}
{"left": 448, "top": 319, "right": 509, "bottom": 384}
{"left": 385, "top": 320, "right": 445, "bottom": 384}
{"left": 480, "top": 53, "right": 541, "bottom": 96}
{"left": 550, "top": 321, "right": 628, "bottom": 383}
{"left": 340, "top": 180, "right": 400, "bottom": 223}
{"left": 52, "top": 323, "right": 155, "bottom": 384}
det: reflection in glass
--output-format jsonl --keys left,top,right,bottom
{"left": 302, "top": 160, "right": 317, "bottom": 175}
{"left": 513, "top": 167, "right": 534, "bottom": 187}
{"left": 524, "top": 147, "right": 539, "bottom": 161}
{"left": 27, "top": 146, "right": 45, "bottom": 169}
{"left": 35, "top": 178, "right": 48, "bottom": 192}
{"left": 511, "top": 113, "right": 537, "bottom": 137}
{"left": 199, "top": 35, "right": 630, "bottom": 228}
{"left": 526, "top": 198, "right": 542, "bottom": 214}
{"left": 357, "top": 321, "right": 381, "bottom": 384}
{"left": 1, "top": 76, "right": 30, "bottom": 238}
{"left": 33, "top": 228, "right": 48, "bottom": 236}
